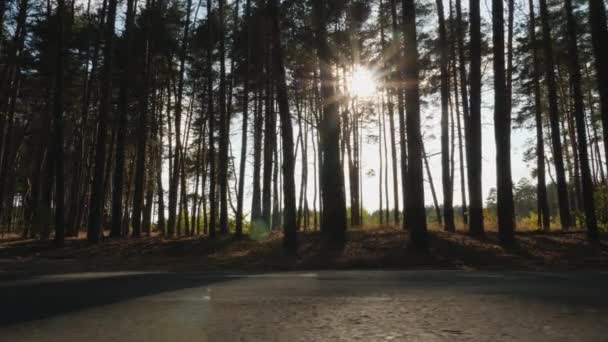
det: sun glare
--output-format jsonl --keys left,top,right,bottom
{"left": 349, "top": 67, "right": 378, "bottom": 98}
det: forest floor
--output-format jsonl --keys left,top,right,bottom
{"left": 0, "top": 226, "right": 607, "bottom": 275}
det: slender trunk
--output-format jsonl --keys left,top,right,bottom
{"left": 167, "top": 0, "right": 192, "bottom": 237}
{"left": 88, "top": 0, "right": 118, "bottom": 242}
{"left": 262, "top": 71, "right": 275, "bottom": 229}
{"left": 251, "top": 86, "right": 263, "bottom": 222}
{"left": 493, "top": 0, "right": 515, "bottom": 245}
{"left": 269, "top": 0, "right": 298, "bottom": 251}
{"left": 528, "top": 0, "right": 551, "bottom": 231}
{"left": 51, "top": 0, "right": 66, "bottom": 246}
{"left": 132, "top": 0, "right": 154, "bottom": 238}
{"left": 388, "top": 94, "right": 400, "bottom": 224}
{"left": 564, "top": 0, "right": 599, "bottom": 242}
{"left": 379, "top": 98, "right": 384, "bottom": 225}
{"left": 436, "top": 0, "right": 454, "bottom": 232}
{"left": 539, "top": 0, "right": 572, "bottom": 230}
{"left": 382, "top": 96, "right": 390, "bottom": 224}
{"left": 217, "top": 0, "right": 230, "bottom": 235}
{"left": 236, "top": 0, "right": 252, "bottom": 238}
{"left": 206, "top": 0, "right": 217, "bottom": 238}
{"left": 390, "top": 0, "right": 407, "bottom": 226}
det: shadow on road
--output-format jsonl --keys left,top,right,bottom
{"left": 0, "top": 272, "right": 237, "bottom": 327}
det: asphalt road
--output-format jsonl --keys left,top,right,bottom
{"left": 0, "top": 270, "right": 607, "bottom": 341}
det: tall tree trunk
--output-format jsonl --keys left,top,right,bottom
{"left": 262, "top": 70, "right": 275, "bottom": 229}
{"left": 539, "top": 0, "right": 572, "bottom": 230}
{"left": 454, "top": 0, "right": 469, "bottom": 224}
{"left": 436, "top": 0, "right": 455, "bottom": 232}
{"left": 390, "top": 0, "right": 407, "bottom": 227}
{"left": 379, "top": 98, "right": 384, "bottom": 225}
{"left": 468, "top": 0, "right": 484, "bottom": 237}
{"left": 52, "top": 0, "right": 66, "bottom": 246}
{"left": 528, "top": 0, "right": 551, "bottom": 231}
{"left": 88, "top": 0, "right": 118, "bottom": 242}
{"left": 388, "top": 95, "right": 400, "bottom": 224}
{"left": 168, "top": 0, "right": 193, "bottom": 237}
{"left": 206, "top": 0, "right": 217, "bottom": 238}
{"left": 218, "top": 0, "right": 230, "bottom": 235}
{"left": 269, "top": 0, "right": 297, "bottom": 251}
{"left": 587, "top": 0, "right": 608, "bottom": 173}
{"left": 493, "top": 0, "right": 515, "bottom": 245}
{"left": 402, "top": 0, "right": 428, "bottom": 250}
{"left": 313, "top": 0, "right": 347, "bottom": 246}
{"left": 132, "top": 0, "right": 154, "bottom": 238}
{"left": 251, "top": 86, "right": 263, "bottom": 222}
{"left": 110, "top": 0, "right": 135, "bottom": 238}
{"left": 236, "top": 0, "right": 252, "bottom": 238}
{"left": 564, "top": 0, "right": 599, "bottom": 242}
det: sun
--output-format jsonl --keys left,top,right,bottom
{"left": 349, "top": 67, "right": 378, "bottom": 98}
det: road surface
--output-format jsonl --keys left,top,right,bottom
{"left": 0, "top": 270, "right": 607, "bottom": 341}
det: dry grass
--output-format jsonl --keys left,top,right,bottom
{"left": 0, "top": 226, "right": 606, "bottom": 274}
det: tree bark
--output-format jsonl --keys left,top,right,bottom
{"left": 52, "top": 0, "right": 66, "bottom": 246}
{"left": 468, "top": 0, "right": 484, "bottom": 237}
{"left": 88, "top": 0, "right": 118, "bottom": 242}
{"left": 110, "top": 0, "right": 136, "bottom": 238}
{"left": 218, "top": 0, "right": 230, "bottom": 235}
{"left": 206, "top": 0, "right": 217, "bottom": 238}
{"left": 402, "top": 0, "right": 428, "bottom": 250}
{"left": 528, "top": 0, "right": 551, "bottom": 231}
{"left": 313, "top": 0, "right": 347, "bottom": 246}
{"left": 492, "top": 0, "right": 515, "bottom": 245}
{"left": 436, "top": 0, "right": 455, "bottom": 232}
{"left": 538, "top": 0, "right": 572, "bottom": 230}
{"left": 236, "top": 0, "right": 252, "bottom": 238}
{"left": 588, "top": 0, "right": 608, "bottom": 173}
{"left": 269, "top": 0, "right": 297, "bottom": 252}
{"left": 564, "top": 0, "right": 599, "bottom": 242}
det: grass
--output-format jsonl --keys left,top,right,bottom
{"left": 1, "top": 225, "right": 606, "bottom": 275}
